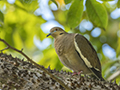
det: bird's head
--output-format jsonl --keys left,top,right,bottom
{"left": 47, "top": 27, "right": 67, "bottom": 38}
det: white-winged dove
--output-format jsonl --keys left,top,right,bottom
{"left": 47, "top": 27, "right": 105, "bottom": 81}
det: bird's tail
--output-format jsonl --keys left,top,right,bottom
{"left": 90, "top": 68, "right": 105, "bottom": 81}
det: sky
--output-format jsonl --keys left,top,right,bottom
{"left": 6, "top": 0, "right": 120, "bottom": 60}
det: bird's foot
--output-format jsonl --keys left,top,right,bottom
{"left": 72, "top": 72, "right": 78, "bottom": 75}
{"left": 77, "top": 71, "right": 83, "bottom": 75}
{"left": 72, "top": 71, "right": 83, "bottom": 75}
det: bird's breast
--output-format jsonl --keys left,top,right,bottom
{"left": 54, "top": 35, "right": 74, "bottom": 56}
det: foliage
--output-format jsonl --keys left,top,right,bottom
{"left": 67, "top": 0, "right": 83, "bottom": 28}
{"left": 0, "top": 0, "right": 120, "bottom": 84}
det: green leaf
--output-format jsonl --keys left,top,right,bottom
{"left": 39, "top": 48, "right": 63, "bottom": 70}
{"left": 102, "top": 60, "right": 119, "bottom": 78}
{"left": 86, "top": 0, "right": 108, "bottom": 30}
{"left": 0, "top": 11, "right": 4, "bottom": 23}
{"left": 67, "top": 0, "right": 84, "bottom": 28}
{"left": 50, "top": 0, "right": 58, "bottom": 7}
{"left": 117, "top": 0, "right": 120, "bottom": 8}
{"left": 16, "top": 0, "right": 39, "bottom": 12}
{"left": 64, "top": 0, "right": 73, "bottom": 4}
{"left": 101, "top": 0, "right": 114, "bottom": 1}
{"left": 116, "top": 38, "right": 120, "bottom": 57}
{"left": 19, "top": 0, "right": 34, "bottom": 4}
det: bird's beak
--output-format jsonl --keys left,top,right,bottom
{"left": 47, "top": 30, "right": 57, "bottom": 37}
{"left": 46, "top": 33, "right": 52, "bottom": 37}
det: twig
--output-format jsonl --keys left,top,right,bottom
{"left": 107, "top": 70, "right": 120, "bottom": 81}
{"left": 1, "top": 46, "right": 9, "bottom": 52}
{"left": 0, "top": 38, "right": 71, "bottom": 90}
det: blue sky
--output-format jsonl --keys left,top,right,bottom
{"left": 7, "top": 0, "right": 120, "bottom": 60}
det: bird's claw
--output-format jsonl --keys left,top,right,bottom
{"left": 72, "top": 71, "right": 83, "bottom": 75}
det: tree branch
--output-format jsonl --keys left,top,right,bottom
{"left": 0, "top": 38, "right": 71, "bottom": 90}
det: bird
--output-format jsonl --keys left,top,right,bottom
{"left": 47, "top": 27, "right": 105, "bottom": 81}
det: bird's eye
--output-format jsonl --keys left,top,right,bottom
{"left": 55, "top": 28, "right": 59, "bottom": 31}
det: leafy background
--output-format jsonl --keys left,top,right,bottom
{"left": 0, "top": 0, "right": 120, "bottom": 84}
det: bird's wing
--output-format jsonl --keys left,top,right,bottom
{"left": 74, "top": 34, "right": 104, "bottom": 80}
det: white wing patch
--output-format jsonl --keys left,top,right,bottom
{"left": 74, "top": 35, "right": 100, "bottom": 71}
{"left": 74, "top": 40, "right": 92, "bottom": 68}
